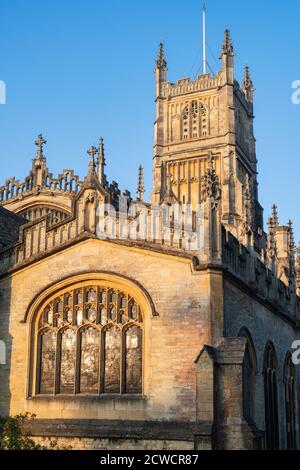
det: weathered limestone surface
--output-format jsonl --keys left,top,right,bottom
{"left": 0, "top": 27, "right": 299, "bottom": 451}
{"left": 0, "top": 239, "right": 211, "bottom": 422}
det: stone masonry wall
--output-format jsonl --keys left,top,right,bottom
{"left": 224, "top": 279, "right": 300, "bottom": 449}
{"left": 33, "top": 436, "right": 193, "bottom": 450}
{"left": 0, "top": 238, "right": 211, "bottom": 423}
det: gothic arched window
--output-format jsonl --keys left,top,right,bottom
{"left": 264, "top": 343, "right": 280, "bottom": 450}
{"left": 36, "top": 284, "right": 143, "bottom": 396}
{"left": 240, "top": 329, "right": 257, "bottom": 422}
{"left": 284, "top": 353, "right": 297, "bottom": 449}
{"left": 181, "top": 101, "right": 209, "bottom": 140}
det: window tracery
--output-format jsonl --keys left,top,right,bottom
{"left": 36, "top": 285, "right": 143, "bottom": 396}
{"left": 181, "top": 101, "right": 208, "bottom": 140}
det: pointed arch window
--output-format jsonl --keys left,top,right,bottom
{"left": 284, "top": 353, "right": 297, "bottom": 449}
{"left": 36, "top": 285, "right": 143, "bottom": 396}
{"left": 240, "top": 329, "right": 257, "bottom": 422}
{"left": 181, "top": 101, "right": 209, "bottom": 140}
{"left": 264, "top": 343, "right": 280, "bottom": 450}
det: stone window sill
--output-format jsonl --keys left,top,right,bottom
{"left": 27, "top": 394, "right": 147, "bottom": 402}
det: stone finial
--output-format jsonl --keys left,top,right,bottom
{"left": 201, "top": 153, "right": 221, "bottom": 204}
{"left": 83, "top": 145, "right": 100, "bottom": 190}
{"left": 241, "top": 174, "right": 254, "bottom": 236}
{"left": 97, "top": 137, "right": 106, "bottom": 185}
{"left": 288, "top": 220, "right": 296, "bottom": 276}
{"left": 98, "top": 137, "right": 105, "bottom": 160}
{"left": 295, "top": 243, "right": 300, "bottom": 293}
{"left": 221, "top": 30, "right": 234, "bottom": 83}
{"left": 242, "top": 66, "right": 254, "bottom": 102}
{"left": 35, "top": 134, "right": 47, "bottom": 159}
{"left": 271, "top": 204, "right": 279, "bottom": 226}
{"left": 288, "top": 220, "right": 296, "bottom": 253}
{"left": 222, "top": 29, "right": 234, "bottom": 55}
{"left": 267, "top": 220, "right": 277, "bottom": 262}
{"left": 136, "top": 165, "right": 145, "bottom": 202}
{"left": 161, "top": 172, "right": 177, "bottom": 206}
{"left": 267, "top": 204, "right": 279, "bottom": 263}
{"left": 156, "top": 42, "right": 167, "bottom": 69}
{"left": 87, "top": 146, "right": 98, "bottom": 174}
{"left": 242, "top": 66, "right": 253, "bottom": 90}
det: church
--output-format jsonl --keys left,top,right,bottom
{"left": 0, "top": 24, "right": 299, "bottom": 451}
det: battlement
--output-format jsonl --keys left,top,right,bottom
{"left": 0, "top": 170, "right": 84, "bottom": 203}
{"left": 222, "top": 228, "right": 299, "bottom": 323}
{"left": 162, "top": 71, "right": 225, "bottom": 98}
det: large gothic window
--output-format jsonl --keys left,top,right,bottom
{"left": 181, "top": 101, "right": 208, "bottom": 140}
{"left": 284, "top": 353, "right": 297, "bottom": 449}
{"left": 264, "top": 343, "right": 280, "bottom": 450}
{"left": 36, "top": 285, "right": 143, "bottom": 396}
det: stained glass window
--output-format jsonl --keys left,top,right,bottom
{"left": 103, "top": 326, "right": 121, "bottom": 393}
{"left": 39, "top": 330, "right": 56, "bottom": 394}
{"left": 80, "top": 328, "right": 100, "bottom": 394}
{"left": 125, "top": 326, "right": 142, "bottom": 394}
{"left": 60, "top": 329, "right": 76, "bottom": 394}
{"left": 36, "top": 284, "right": 143, "bottom": 396}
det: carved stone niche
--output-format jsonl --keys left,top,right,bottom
{"left": 82, "top": 190, "right": 105, "bottom": 234}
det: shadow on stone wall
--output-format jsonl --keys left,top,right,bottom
{"left": 0, "top": 278, "right": 13, "bottom": 417}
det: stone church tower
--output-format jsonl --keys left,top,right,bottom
{"left": 153, "top": 32, "right": 262, "bottom": 250}
{"left": 0, "top": 26, "right": 299, "bottom": 451}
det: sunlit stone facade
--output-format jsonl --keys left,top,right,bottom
{"left": 0, "top": 29, "right": 300, "bottom": 450}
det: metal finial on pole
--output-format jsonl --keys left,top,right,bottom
{"left": 202, "top": 0, "right": 207, "bottom": 74}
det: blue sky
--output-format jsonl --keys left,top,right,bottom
{"left": 0, "top": 0, "right": 299, "bottom": 239}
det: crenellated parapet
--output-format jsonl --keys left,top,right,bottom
{"left": 161, "top": 72, "right": 225, "bottom": 98}
{"left": 0, "top": 135, "right": 132, "bottom": 225}
{"left": 222, "top": 228, "right": 299, "bottom": 323}
{"left": 0, "top": 200, "right": 200, "bottom": 276}
{"left": 0, "top": 170, "right": 84, "bottom": 203}
{"left": 0, "top": 134, "right": 84, "bottom": 204}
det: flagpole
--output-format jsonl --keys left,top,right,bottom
{"left": 202, "top": 1, "right": 207, "bottom": 74}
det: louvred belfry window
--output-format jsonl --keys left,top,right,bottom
{"left": 181, "top": 101, "right": 208, "bottom": 140}
{"left": 36, "top": 285, "right": 143, "bottom": 395}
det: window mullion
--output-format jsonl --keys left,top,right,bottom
{"left": 54, "top": 330, "right": 61, "bottom": 395}
{"left": 75, "top": 330, "right": 81, "bottom": 394}
{"left": 121, "top": 327, "right": 126, "bottom": 394}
